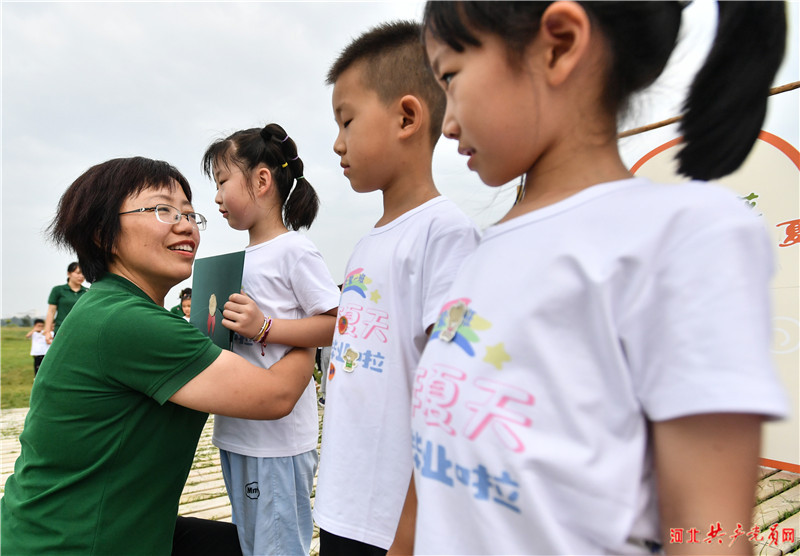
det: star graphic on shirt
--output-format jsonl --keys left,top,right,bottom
{"left": 484, "top": 342, "right": 511, "bottom": 370}
{"left": 370, "top": 289, "right": 381, "bottom": 303}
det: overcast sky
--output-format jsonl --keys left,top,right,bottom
{"left": 2, "top": 1, "right": 798, "bottom": 319}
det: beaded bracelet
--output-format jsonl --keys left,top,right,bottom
{"left": 252, "top": 317, "right": 269, "bottom": 342}
{"left": 251, "top": 316, "right": 273, "bottom": 356}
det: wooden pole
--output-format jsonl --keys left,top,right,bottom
{"left": 617, "top": 81, "right": 800, "bottom": 139}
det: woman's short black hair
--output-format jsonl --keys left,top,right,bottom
{"left": 49, "top": 157, "right": 192, "bottom": 283}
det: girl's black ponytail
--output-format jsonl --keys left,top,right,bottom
{"left": 263, "top": 124, "right": 320, "bottom": 231}
{"left": 677, "top": 1, "right": 786, "bottom": 180}
{"left": 283, "top": 178, "right": 319, "bottom": 231}
{"left": 282, "top": 167, "right": 319, "bottom": 232}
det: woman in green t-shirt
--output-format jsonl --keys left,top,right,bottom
{"left": 2, "top": 157, "right": 317, "bottom": 555}
{"left": 42, "top": 261, "right": 88, "bottom": 342}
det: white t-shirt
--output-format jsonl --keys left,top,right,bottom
{"left": 212, "top": 231, "right": 340, "bottom": 458}
{"left": 411, "top": 179, "right": 789, "bottom": 555}
{"left": 30, "top": 331, "right": 50, "bottom": 356}
{"left": 314, "top": 197, "right": 480, "bottom": 549}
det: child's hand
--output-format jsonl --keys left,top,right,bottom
{"left": 221, "top": 292, "right": 265, "bottom": 339}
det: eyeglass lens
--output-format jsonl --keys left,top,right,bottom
{"left": 154, "top": 205, "right": 206, "bottom": 230}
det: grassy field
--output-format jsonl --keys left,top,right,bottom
{"left": 1, "top": 326, "right": 35, "bottom": 409}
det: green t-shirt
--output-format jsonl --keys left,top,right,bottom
{"left": 47, "top": 282, "right": 89, "bottom": 333}
{"left": 2, "top": 273, "right": 222, "bottom": 555}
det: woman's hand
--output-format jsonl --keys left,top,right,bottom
{"left": 221, "top": 292, "right": 265, "bottom": 340}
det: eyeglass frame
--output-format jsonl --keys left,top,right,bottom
{"left": 118, "top": 204, "right": 207, "bottom": 231}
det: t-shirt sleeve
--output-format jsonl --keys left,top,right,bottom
{"left": 290, "top": 247, "right": 341, "bottom": 316}
{"left": 47, "top": 285, "right": 61, "bottom": 306}
{"left": 623, "top": 196, "right": 789, "bottom": 422}
{"left": 421, "top": 208, "right": 480, "bottom": 329}
{"left": 98, "top": 305, "right": 223, "bottom": 405}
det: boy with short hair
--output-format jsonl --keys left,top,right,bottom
{"left": 25, "top": 319, "right": 50, "bottom": 377}
{"left": 313, "top": 20, "right": 480, "bottom": 555}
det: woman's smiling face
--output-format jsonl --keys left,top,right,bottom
{"left": 110, "top": 183, "right": 200, "bottom": 303}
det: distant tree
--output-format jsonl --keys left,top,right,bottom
{"left": 21, "top": 316, "right": 32, "bottom": 327}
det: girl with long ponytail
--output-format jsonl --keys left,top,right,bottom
{"left": 402, "top": 2, "right": 791, "bottom": 554}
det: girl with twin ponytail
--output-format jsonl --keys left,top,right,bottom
{"left": 202, "top": 123, "right": 340, "bottom": 556}
{"left": 402, "top": 2, "right": 791, "bottom": 555}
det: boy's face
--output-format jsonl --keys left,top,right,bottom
{"left": 332, "top": 64, "right": 398, "bottom": 193}
{"left": 33, "top": 322, "right": 44, "bottom": 332}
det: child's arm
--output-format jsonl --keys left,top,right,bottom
{"left": 387, "top": 474, "right": 417, "bottom": 555}
{"left": 25, "top": 328, "right": 35, "bottom": 339}
{"left": 267, "top": 310, "right": 337, "bottom": 347}
{"left": 652, "top": 413, "right": 763, "bottom": 556}
{"left": 222, "top": 292, "right": 338, "bottom": 348}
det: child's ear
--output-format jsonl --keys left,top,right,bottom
{"left": 538, "top": 1, "right": 591, "bottom": 87}
{"left": 397, "top": 95, "right": 424, "bottom": 140}
{"left": 255, "top": 167, "right": 273, "bottom": 197}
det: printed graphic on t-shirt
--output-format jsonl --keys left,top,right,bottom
{"left": 329, "top": 266, "right": 389, "bottom": 378}
{"left": 413, "top": 432, "right": 524, "bottom": 514}
{"left": 412, "top": 363, "right": 534, "bottom": 515}
{"left": 342, "top": 267, "right": 370, "bottom": 298}
{"left": 429, "top": 298, "right": 491, "bottom": 357}
{"left": 414, "top": 298, "right": 534, "bottom": 515}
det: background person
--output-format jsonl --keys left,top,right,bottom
{"left": 25, "top": 318, "right": 50, "bottom": 377}
{"left": 171, "top": 287, "right": 192, "bottom": 316}
{"left": 1, "top": 156, "right": 316, "bottom": 556}
{"left": 43, "top": 261, "right": 87, "bottom": 343}
{"left": 181, "top": 293, "right": 191, "bottom": 321}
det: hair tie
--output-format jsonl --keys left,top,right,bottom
{"left": 281, "top": 162, "right": 288, "bottom": 168}
{"left": 284, "top": 181, "right": 298, "bottom": 205}
{"left": 295, "top": 176, "right": 304, "bottom": 181}
{"left": 280, "top": 135, "right": 290, "bottom": 143}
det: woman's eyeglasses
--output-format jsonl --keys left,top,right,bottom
{"left": 119, "top": 204, "right": 207, "bottom": 231}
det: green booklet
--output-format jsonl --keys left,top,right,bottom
{"left": 190, "top": 251, "right": 245, "bottom": 349}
